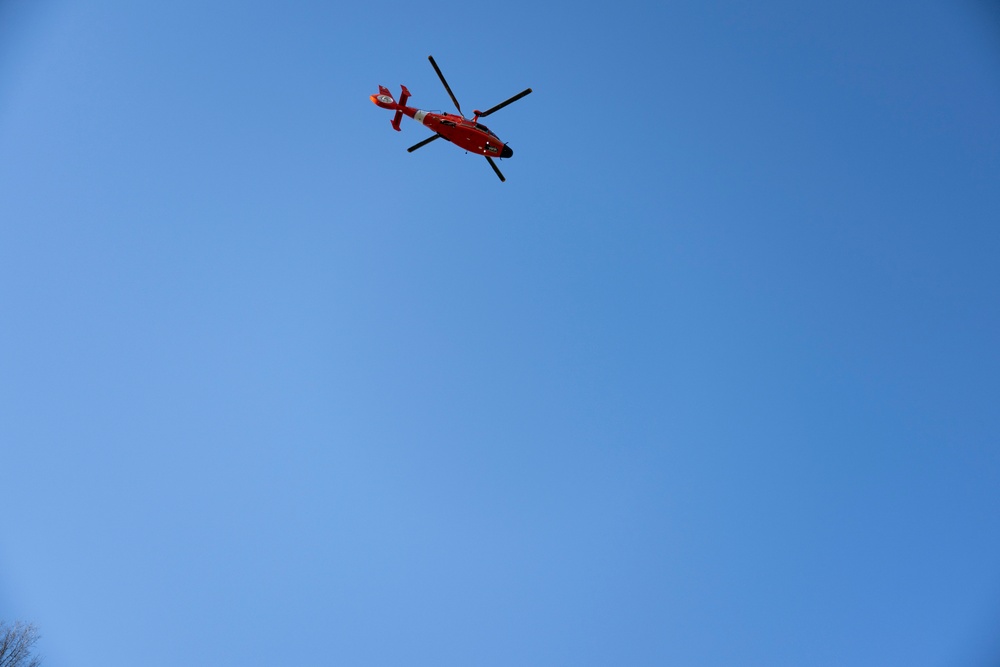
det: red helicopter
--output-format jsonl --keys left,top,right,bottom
{"left": 371, "top": 56, "right": 532, "bottom": 182}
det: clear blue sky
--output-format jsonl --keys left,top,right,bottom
{"left": 2, "top": 1, "right": 999, "bottom": 665}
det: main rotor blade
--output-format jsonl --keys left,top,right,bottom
{"left": 407, "top": 134, "right": 443, "bottom": 152}
{"left": 485, "top": 156, "right": 506, "bottom": 182}
{"left": 478, "top": 88, "right": 533, "bottom": 118}
{"left": 428, "top": 55, "right": 463, "bottom": 116}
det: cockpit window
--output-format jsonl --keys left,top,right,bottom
{"left": 475, "top": 123, "right": 497, "bottom": 137}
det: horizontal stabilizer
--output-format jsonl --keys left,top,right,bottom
{"left": 391, "top": 85, "right": 410, "bottom": 131}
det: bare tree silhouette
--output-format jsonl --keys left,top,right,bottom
{"left": 0, "top": 622, "right": 41, "bottom": 667}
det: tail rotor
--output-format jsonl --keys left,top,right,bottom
{"left": 371, "top": 85, "right": 411, "bottom": 131}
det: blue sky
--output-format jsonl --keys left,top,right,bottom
{"left": 2, "top": 1, "right": 999, "bottom": 665}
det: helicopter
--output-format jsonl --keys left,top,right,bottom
{"left": 371, "top": 55, "right": 532, "bottom": 182}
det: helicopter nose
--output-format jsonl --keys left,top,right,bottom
{"left": 501, "top": 144, "right": 513, "bottom": 159}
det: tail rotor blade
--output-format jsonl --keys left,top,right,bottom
{"left": 407, "top": 134, "right": 443, "bottom": 153}
{"left": 428, "top": 56, "right": 463, "bottom": 116}
{"left": 485, "top": 156, "right": 506, "bottom": 182}
{"left": 479, "top": 88, "right": 532, "bottom": 118}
